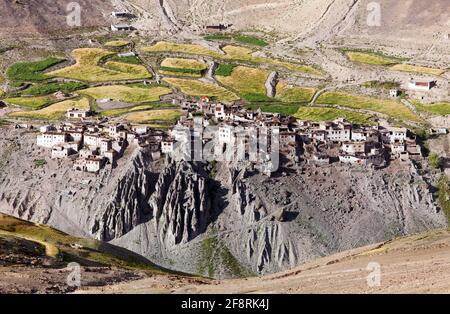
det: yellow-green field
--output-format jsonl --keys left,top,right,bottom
{"left": 276, "top": 82, "right": 315, "bottom": 103}
{"left": 47, "top": 48, "right": 152, "bottom": 82}
{"left": 344, "top": 51, "right": 401, "bottom": 66}
{"left": 410, "top": 100, "right": 450, "bottom": 116}
{"left": 216, "top": 66, "right": 268, "bottom": 99}
{"left": 294, "top": 106, "right": 374, "bottom": 125}
{"left": 104, "top": 40, "right": 130, "bottom": 47}
{"left": 143, "top": 42, "right": 322, "bottom": 75}
{"left": 390, "top": 64, "right": 445, "bottom": 76}
{"left": 101, "top": 103, "right": 175, "bottom": 117}
{"left": 161, "top": 58, "right": 207, "bottom": 70}
{"left": 10, "top": 97, "right": 90, "bottom": 120}
{"left": 0, "top": 213, "right": 166, "bottom": 272}
{"left": 317, "top": 91, "right": 421, "bottom": 122}
{"left": 164, "top": 78, "right": 239, "bottom": 102}
{"left": 4, "top": 95, "right": 56, "bottom": 109}
{"left": 125, "top": 109, "right": 182, "bottom": 123}
{"left": 159, "top": 57, "right": 207, "bottom": 77}
{"left": 80, "top": 85, "right": 171, "bottom": 103}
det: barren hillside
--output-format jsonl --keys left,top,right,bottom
{"left": 0, "top": 0, "right": 112, "bottom": 37}
{"left": 79, "top": 229, "right": 450, "bottom": 294}
{"left": 1, "top": 0, "right": 448, "bottom": 49}
{"left": 127, "top": 0, "right": 450, "bottom": 48}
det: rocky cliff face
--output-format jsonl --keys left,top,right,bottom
{"left": 0, "top": 129, "right": 447, "bottom": 278}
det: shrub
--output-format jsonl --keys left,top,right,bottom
{"left": 428, "top": 153, "right": 441, "bottom": 169}
{"left": 34, "top": 159, "right": 47, "bottom": 167}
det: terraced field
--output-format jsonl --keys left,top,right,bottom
{"left": 143, "top": 42, "right": 321, "bottom": 75}
{"left": 216, "top": 66, "right": 269, "bottom": 101}
{"left": 316, "top": 91, "right": 422, "bottom": 122}
{"left": 10, "top": 97, "right": 90, "bottom": 120}
{"left": 48, "top": 48, "right": 152, "bottom": 82}
{"left": 410, "top": 100, "right": 450, "bottom": 116}
{"left": 4, "top": 95, "right": 57, "bottom": 109}
{"left": 104, "top": 40, "right": 130, "bottom": 47}
{"left": 390, "top": 64, "right": 445, "bottom": 76}
{"left": 163, "top": 78, "right": 239, "bottom": 102}
{"left": 294, "top": 107, "right": 374, "bottom": 125}
{"left": 276, "top": 82, "right": 315, "bottom": 103}
{"left": 80, "top": 85, "right": 172, "bottom": 103}
{"left": 343, "top": 50, "right": 403, "bottom": 66}
{"left": 6, "top": 57, "right": 64, "bottom": 82}
{"left": 125, "top": 109, "right": 182, "bottom": 124}
{"left": 159, "top": 58, "right": 207, "bottom": 77}
{"left": 21, "top": 82, "right": 88, "bottom": 96}
{"left": 100, "top": 103, "right": 177, "bottom": 117}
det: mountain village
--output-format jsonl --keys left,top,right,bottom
{"left": 35, "top": 98, "right": 426, "bottom": 175}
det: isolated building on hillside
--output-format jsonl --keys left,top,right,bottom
{"left": 408, "top": 79, "right": 436, "bottom": 91}
{"left": 111, "top": 12, "right": 134, "bottom": 19}
{"left": 111, "top": 24, "right": 134, "bottom": 31}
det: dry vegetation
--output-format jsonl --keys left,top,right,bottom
{"left": 276, "top": 82, "right": 315, "bottom": 103}
{"left": 104, "top": 40, "right": 130, "bottom": 47}
{"left": 390, "top": 64, "right": 445, "bottom": 76}
{"left": 48, "top": 48, "right": 151, "bottom": 82}
{"left": 159, "top": 57, "right": 207, "bottom": 77}
{"left": 163, "top": 78, "right": 239, "bottom": 102}
{"left": 317, "top": 91, "right": 422, "bottom": 122}
{"left": 80, "top": 85, "right": 171, "bottom": 103}
{"left": 125, "top": 109, "right": 182, "bottom": 124}
{"left": 10, "top": 97, "right": 90, "bottom": 120}
{"left": 294, "top": 106, "right": 374, "bottom": 125}
{"left": 216, "top": 66, "right": 268, "bottom": 100}
{"left": 143, "top": 42, "right": 321, "bottom": 75}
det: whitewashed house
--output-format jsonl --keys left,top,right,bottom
{"left": 161, "top": 140, "right": 174, "bottom": 154}
{"left": 37, "top": 132, "right": 67, "bottom": 148}
{"left": 67, "top": 108, "right": 91, "bottom": 119}
{"left": 408, "top": 80, "right": 435, "bottom": 91}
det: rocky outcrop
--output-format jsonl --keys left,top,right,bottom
{"left": 0, "top": 129, "right": 447, "bottom": 278}
{"left": 92, "top": 151, "right": 154, "bottom": 241}
{"left": 153, "top": 162, "right": 212, "bottom": 246}
{"left": 265, "top": 71, "right": 278, "bottom": 97}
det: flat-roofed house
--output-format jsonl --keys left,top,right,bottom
{"left": 111, "top": 24, "right": 133, "bottom": 31}
{"left": 104, "top": 150, "right": 117, "bottom": 164}
{"left": 161, "top": 140, "right": 174, "bottom": 154}
{"left": 382, "top": 127, "right": 407, "bottom": 143}
{"left": 390, "top": 141, "right": 406, "bottom": 158}
{"left": 132, "top": 125, "right": 148, "bottom": 135}
{"left": 51, "top": 146, "right": 70, "bottom": 159}
{"left": 341, "top": 141, "right": 366, "bottom": 155}
{"left": 85, "top": 156, "right": 105, "bottom": 173}
{"left": 67, "top": 108, "right": 91, "bottom": 119}
{"left": 218, "top": 126, "right": 233, "bottom": 143}
{"left": 99, "top": 138, "right": 112, "bottom": 153}
{"left": 67, "top": 131, "right": 83, "bottom": 143}
{"left": 37, "top": 132, "right": 68, "bottom": 148}
{"left": 327, "top": 126, "right": 351, "bottom": 142}
{"left": 84, "top": 134, "right": 99, "bottom": 147}
{"left": 408, "top": 79, "right": 436, "bottom": 91}
{"left": 111, "top": 11, "right": 133, "bottom": 18}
